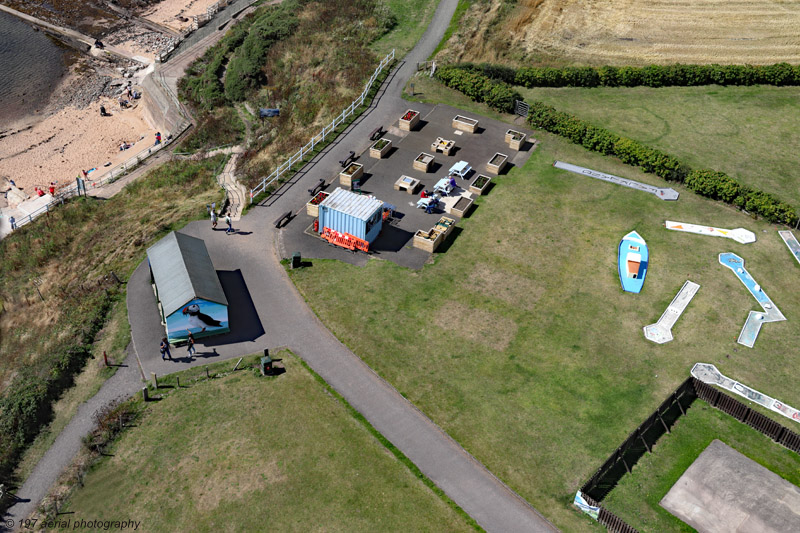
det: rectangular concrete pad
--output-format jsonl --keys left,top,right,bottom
{"left": 660, "top": 439, "right": 800, "bottom": 532}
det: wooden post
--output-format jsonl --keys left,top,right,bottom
{"left": 103, "top": 351, "right": 109, "bottom": 367}
{"left": 205, "top": 367, "right": 210, "bottom": 379}
{"left": 233, "top": 358, "right": 243, "bottom": 371}
{"left": 142, "top": 386, "right": 149, "bottom": 402}
{"left": 176, "top": 376, "right": 180, "bottom": 388}
{"left": 151, "top": 372, "right": 158, "bottom": 389}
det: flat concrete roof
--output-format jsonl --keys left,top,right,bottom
{"left": 660, "top": 439, "right": 800, "bottom": 533}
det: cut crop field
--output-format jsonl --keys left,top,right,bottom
{"left": 290, "top": 84, "right": 800, "bottom": 531}
{"left": 517, "top": 84, "right": 800, "bottom": 210}
{"left": 441, "top": 0, "right": 800, "bottom": 66}
{"left": 63, "top": 352, "right": 474, "bottom": 532}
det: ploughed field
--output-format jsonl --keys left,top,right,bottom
{"left": 450, "top": 0, "right": 800, "bottom": 65}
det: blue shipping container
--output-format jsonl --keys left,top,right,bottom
{"left": 318, "top": 187, "right": 384, "bottom": 243}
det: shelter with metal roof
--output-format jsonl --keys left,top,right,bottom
{"left": 146, "top": 231, "right": 229, "bottom": 343}
{"left": 317, "top": 187, "right": 384, "bottom": 243}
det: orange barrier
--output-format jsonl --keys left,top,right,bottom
{"left": 322, "top": 227, "right": 369, "bottom": 252}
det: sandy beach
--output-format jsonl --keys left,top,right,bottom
{"left": 142, "top": 0, "right": 223, "bottom": 33}
{"left": 0, "top": 93, "right": 154, "bottom": 197}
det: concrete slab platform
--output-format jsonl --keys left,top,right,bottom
{"left": 661, "top": 439, "right": 800, "bottom": 533}
{"left": 278, "top": 103, "right": 536, "bottom": 269}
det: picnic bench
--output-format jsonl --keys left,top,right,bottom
{"left": 369, "top": 126, "right": 385, "bottom": 141}
{"left": 308, "top": 178, "right": 325, "bottom": 196}
{"left": 339, "top": 151, "right": 356, "bottom": 167}
{"left": 274, "top": 211, "right": 293, "bottom": 228}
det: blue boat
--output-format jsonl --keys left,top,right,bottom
{"left": 618, "top": 231, "right": 648, "bottom": 293}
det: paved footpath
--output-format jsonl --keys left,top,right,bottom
{"left": 4, "top": 1, "right": 558, "bottom": 531}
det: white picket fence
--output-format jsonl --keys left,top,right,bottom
{"left": 249, "top": 49, "right": 395, "bottom": 203}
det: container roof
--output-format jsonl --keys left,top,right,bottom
{"left": 319, "top": 187, "right": 383, "bottom": 220}
{"left": 146, "top": 231, "right": 228, "bottom": 317}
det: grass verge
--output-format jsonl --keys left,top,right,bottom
{"left": 430, "top": 0, "right": 472, "bottom": 58}
{"left": 371, "top": 0, "right": 441, "bottom": 58}
{"left": 61, "top": 351, "right": 477, "bottom": 531}
{"left": 288, "top": 78, "right": 800, "bottom": 530}
{"left": 602, "top": 400, "right": 800, "bottom": 532}
{"left": 516, "top": 84, "right": 800, "bottom": 210}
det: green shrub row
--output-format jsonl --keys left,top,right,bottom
{"left": 434, "top": 65, "right": 522, "bottom": 113}
{"left": 451, "top": 62, "right": 800, "bottom": 88}
{"left": 526, "top": 101, "right": 798, "bottom": 225}
{"left": 0, "top": 291, "right": 114, "bottom": 484}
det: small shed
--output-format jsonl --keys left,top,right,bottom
{"left": 317, "top": 187, "right": 384, "bottom": 243}
{"left": 146, "top": 231, "right": 229, "bottom": 344}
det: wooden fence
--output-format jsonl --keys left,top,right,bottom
{"left": 576, "top": 376, "right": 800, "bottom": 531}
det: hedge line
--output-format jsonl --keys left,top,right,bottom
{"left": 432, "top": 68, "right": 798, "bottom": 225}
{"left": 434, "top": 65, "right": 522, "bottom": 113}
{"left": 450, "top": 61, "right": 800, "bottom": 88}
{"left": 527, "top": 101, "right": 798, "bottom": 225}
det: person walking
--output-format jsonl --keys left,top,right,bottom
{"left": 210, "top": 209, "right": 218, "bottom": 229}
{"left": 160, "top": 337, "right": 172, "bottom": 361}
{"left": 186, "top": 332, "right": 196, "bottom": 358}
{"left": 9, "top": 216, "right": 16, "bottom": 231}
{"left": 225, "top": 213, "right": 233, "bottom": 235}
{"left": 154, "top": 132, "right": 162, "bottom": 145}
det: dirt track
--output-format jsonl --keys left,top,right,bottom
{"left": 453, "top": 0, "right": 800, "bottom": 65}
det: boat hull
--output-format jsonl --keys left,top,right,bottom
{"left": 618, "top": 231, "right": 649, "bottom": 293}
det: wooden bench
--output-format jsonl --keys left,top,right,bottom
{"left": 339, "top": 151, "right": 356, "bottom": 168}
{"left": 308, "top": 178, "right": 325, "bottom": 196}
{"left": 369, "top": 126, "right": 385, "bottom": 141}
{"left": 274, "top": 211, "right": 292, "bottom": 228}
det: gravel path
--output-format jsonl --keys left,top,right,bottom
{"left": 3, "top": 2, "right": 559, "bottom": 531}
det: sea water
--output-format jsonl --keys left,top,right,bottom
{"left": 0, "top": 10, "right": 69, "bottom": 127}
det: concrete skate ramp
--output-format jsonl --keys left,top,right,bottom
{"left": 661, "top": 439, "right": 800, "bottom": 533}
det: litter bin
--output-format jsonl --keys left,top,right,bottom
{"left": 291, "top": 252, "right": 302, "bottom": 269}
{"left": 260, "top": 355, "right": 273, "bottom": 375}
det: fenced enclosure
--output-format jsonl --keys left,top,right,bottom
{"left": 575, "top": 375, "right": 800, "bottom": 531}
{"left": 248, "top": 49, "right": 396, "bottom": 203}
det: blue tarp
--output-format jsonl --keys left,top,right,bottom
{"left": 259, "top": 108, "right": 280, "bottom": 118}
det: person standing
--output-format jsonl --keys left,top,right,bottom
{"left": 186, "top": 332, "right": 196, "bottom": 358}
{"left": 154, "top": 132, "right": 162, "bottom": 145}
{"left": 225, "top": 213, "right": 233, "bottom": 235}
{"left": 9, "top": 216, "right": 16, "bottom": 231}
{"left": 160, "top": 337, "right": 172, "bottom": 361}
{"left": 210, "top": 209, "right": 218, "bottom": 229}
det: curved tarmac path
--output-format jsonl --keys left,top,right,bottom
{"left": 4, "top": 2, "right": 558, "bottom": 531}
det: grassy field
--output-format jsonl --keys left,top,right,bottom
{"left": 516, "top": 84, "right": 800, "bottom": 210}
{"left": 289, "top": 81, "right": 800, "bottom": 531}
{"left": 62, "top": 352, "right": 475, "bottom": 532}
{"left": 602, "top": 400, "right": 800, "bottom": 532}
{"left": 371, "top": 0, "right": 441, "bottom": 58}
{"left": 435, "top": 0, "right": 800, "bottom": 66}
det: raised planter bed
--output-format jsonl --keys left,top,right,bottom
{"left": 469, "top": 174, "right": 492, "bottom": 195}
{"left": 370, "top": 138, "right": 392, "bottom": 159}
{"left": 306, "top": 191, "right": 329, "bottom": 217}
{"left": 487, "top": 152, "right": 509, "bottom": 174}
{"left": 339, "top": 162, "right": 363, "bottom": 187}
{"left": 433, "top": 216, "right": 455, "bottom": 237}
{"left": 399, "top": 109, "right": 420, "bottom": 131}
{"left": 449, "top": 196, "right": 474, "bottom": 217}
{"left": 413, "top": 152, "right": 435, "bottom": 172}
{"left": 505, "top": 129, "right": 527, "bottom": 150}
{"left": 452, "top": 115, "right": 479, "bottom": 133}
{"left": 413, "top": 228, "right": 444, "bottom": 253}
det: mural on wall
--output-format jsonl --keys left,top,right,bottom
{"left": 166, "top": 298, "right": 229, "bottom": 342}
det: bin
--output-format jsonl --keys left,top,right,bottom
{"left": 291, "top": 252, "right": 302, "bottom": 269}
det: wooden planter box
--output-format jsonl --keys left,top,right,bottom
{"left": 487, "top": 152, "right": 508, "bottom": 174}
{"left": 505, "top": 129, "right": 527, "bottom": 150}
{"left": 433, "top": 216, "right": 455, "bottom": 237}
{"left": 449, "top": 196, "right": 474, "bottom": 217}
{"left": 413, "top": 152, "right": 435, "bottom": 172}
{"left": 370, "top": 138, "right": 392, "bottom": 159}
{"left": 469, "top": 174, "right": 492, "bottom": 195}
{"left": 306, "top": 191, "right": 329, "bottom": 217}
{"left": 339, "top": 163, "right": 363, "bottom": 187}
{"left": 413, "top": 229, "right": 444, "bottom": 252}
{"left": 399, "top": 109, "right": 420, "bottom": 131}
{"left": 452, "top": 115, "right": 479, "bottom": 133}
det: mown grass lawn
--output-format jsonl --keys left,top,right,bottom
{"left": 516, "top": 84, "right": 800, "bottom": 210}
{"left": 602, "top": 400, "right": 800, "bottom": 532}
{"left": 63, "top": 352, "right": 475, "bottom": 532}
{"left": 290, "top": 81, "right": 800, "bottom": 531}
